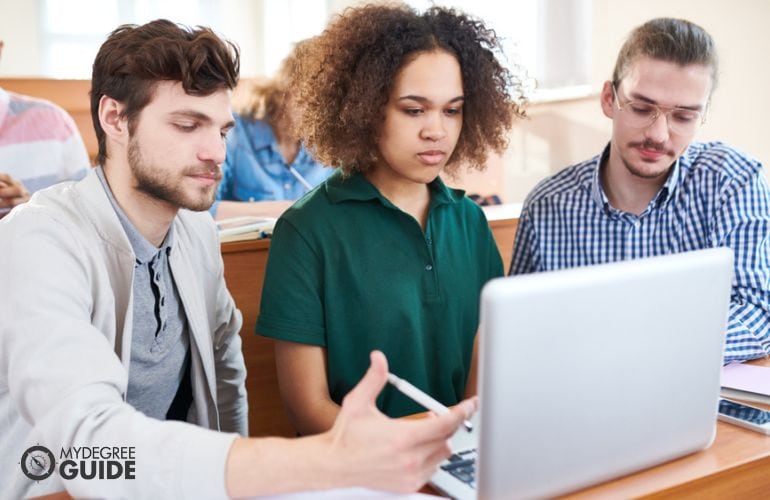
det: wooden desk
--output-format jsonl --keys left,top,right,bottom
{"left": 222, "top": 211, "right": 519, "bottom": 437}
{"left": 221, "top": 238, "right": 290, "bottom": 437}
{"left": 483, "top": 203, "right": 521, "bottom": 273}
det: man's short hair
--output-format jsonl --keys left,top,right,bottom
{"left": 90, "top": 19, "right": 240, "bottom": 165}
{"left": 612, "top": 18, "right": 718, "bottom": 90}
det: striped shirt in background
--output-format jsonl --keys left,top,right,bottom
{"left": 0, "top": 87, "right": 90, "bottom": 195}
{"left": 511, "top": 142, "right": 770, "bottom": 363}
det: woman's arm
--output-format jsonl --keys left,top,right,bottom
{"left": 214, "top": 199, "right": 293, "bottom": 220}
{"left": 274, "top": 340, "right": 341, "bottom": 435}
{"left": 464, "top": 332, "right": 480, "bottom": 398}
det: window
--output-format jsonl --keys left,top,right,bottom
{"left": 40, "top": 0, "right": 224, "bottom": 78}
{"left": 407, "top": 0, "right": 592, "bottom": 101}
{"left": 37, "top": 0, "right": 590, "bottom": 97}
{"left": 262, "top": 0, "right": 329, "bottom": 76}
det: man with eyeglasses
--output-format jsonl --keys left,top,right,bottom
{"left": 510, "top": 18, "right": 770, "bottom": 363}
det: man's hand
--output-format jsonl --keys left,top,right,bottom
{"left": 0, "top": 173, "right": 31, "bottom": 216}
{"left": 325, "top": 351, "right": 478, "bottom": 493}
{"left": 224, "top": 351, "right": 477, "bottom": 498}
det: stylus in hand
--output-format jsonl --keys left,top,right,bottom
{"left": 387, "top": 372, "right": 474, "bottom": 432}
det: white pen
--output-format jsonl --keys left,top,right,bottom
{"left": 287, "top": 165, "right": 314, "bottom": 191}
{"left": 387, "top": 372, "right": 474, "bottom": 432}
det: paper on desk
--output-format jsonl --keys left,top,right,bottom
{"left": 216, "top": 216, "right": 276, "bottom": 238}
{"left": 249, "top": 487, "right": 438, "bottom": 499}
{"left": 722, "top": 363, "right": 770, "bottom": 395}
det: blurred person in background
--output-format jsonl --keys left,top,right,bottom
{"left": 0, "top": 39, "right": 90, "bottom": 218}
{"left": 211, "top": 39, "right": 331, "bottom": 220}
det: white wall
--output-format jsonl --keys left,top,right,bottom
{"left": 0, "top": 0, "right": 42, "bottom": 76}
{"left": 220, "top": 0, "right": 263, "bottom": 78}
{"left": 591, "top": 0, "right": 770, "bottom": 169}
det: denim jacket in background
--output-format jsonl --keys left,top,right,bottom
{"left": 211, "top": 114, "right": 331, "bottom": 216}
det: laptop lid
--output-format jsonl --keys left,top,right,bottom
{"left": 433, "top": 248, "right": 733, "bottom": 499}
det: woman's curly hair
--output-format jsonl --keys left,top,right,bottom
{"left": 296, "top": 3, "right": 526, "bottom": 176}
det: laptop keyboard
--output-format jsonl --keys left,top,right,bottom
{"left": 440, "top": 448, "right": 477, "bottom": 489}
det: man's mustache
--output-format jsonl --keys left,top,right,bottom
{"left": 629, "top": 140, "right": 674, "bottom": 156}
{"left": 186, "top": 166, "right": 222, "bottom": 181}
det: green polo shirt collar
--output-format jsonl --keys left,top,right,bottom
{"left": 325, "top": 170, "right": 464, "bottom": 210}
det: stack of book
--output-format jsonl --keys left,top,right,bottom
{"left": 216, "top": 216, "right": 277, "bottom": 243}
{"left": 721, "top": 362, "right": 770, "bottom": 404}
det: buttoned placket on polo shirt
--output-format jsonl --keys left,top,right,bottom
{"left": 147, "top": 247, "right": 172, "bottom": 350}
{"left": 94, "top": 166, "right": 191, "bottom": 420}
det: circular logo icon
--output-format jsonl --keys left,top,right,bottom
{"left": 20, "top": 445, "right": 56, "bottom": 481}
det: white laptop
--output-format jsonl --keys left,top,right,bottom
{"left": 431, "top": 248, "right": 733, "bottom": 500}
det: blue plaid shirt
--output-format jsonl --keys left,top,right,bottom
{"left": 511, "top": 142, "right": 770, "bottom": 363}
{"left": 211, "top": 114, "right": 331, "bottom": 215}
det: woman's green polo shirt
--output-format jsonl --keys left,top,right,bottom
{"left": 256, "top": 170, "right": 503, "bottom": 418}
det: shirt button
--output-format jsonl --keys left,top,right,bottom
{"left": 284, "top": 183, "right": 291, "bottom": 190}
{"left": 425, "top": 264, "right": 433, "bottom": 271}
{"left": 249, "top": 197, "right": 255, "bottom": 202}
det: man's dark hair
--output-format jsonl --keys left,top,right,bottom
{"left": 90, "top": 19, "right": 239, "bottom": 165}
{"left": 613, "top": 18, "right": 718, "bottom": 90}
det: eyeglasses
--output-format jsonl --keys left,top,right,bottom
{"left": 612, "top": 83, "right": 707, "bottom": 135}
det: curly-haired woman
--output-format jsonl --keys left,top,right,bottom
{"left": 257, "top": 3, "right": 526, "bottom": 434}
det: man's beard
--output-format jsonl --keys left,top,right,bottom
{"left": 128, "top": 137, "right": 219, "bottom": 212}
